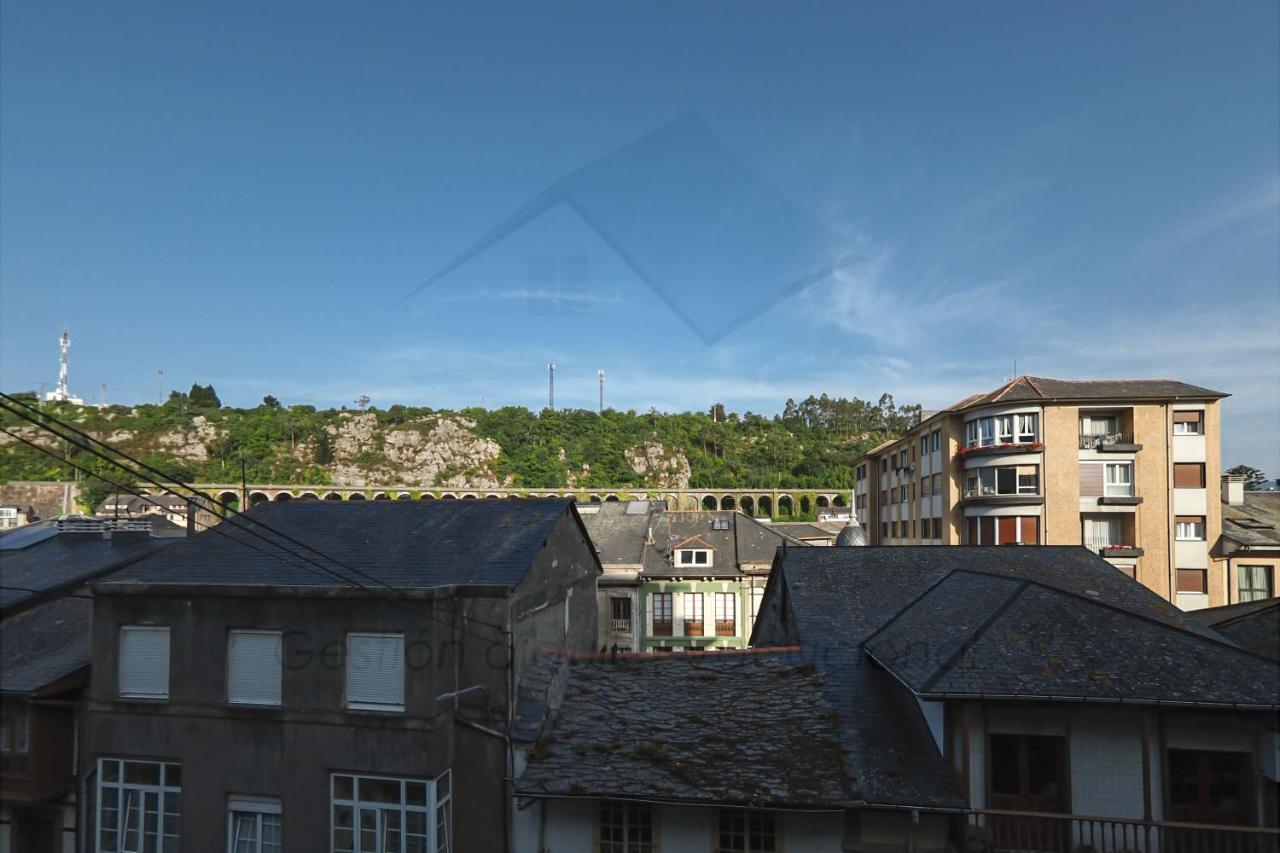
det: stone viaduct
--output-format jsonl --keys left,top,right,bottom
{"left": 146, "top": 484, "right": 851, "bottom": 521}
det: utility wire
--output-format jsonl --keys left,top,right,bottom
{"left": 0, "top": 421, "right": 507, "bottom": 644}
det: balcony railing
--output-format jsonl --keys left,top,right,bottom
{"left": 652, "top": 620, "right": 672, "bottom": 637}
{"left": 1079, "top": 432, "right": 1136, "bottom": 450}
{"left": 1083, "top": 536, "right": 1141, "bottom": 555}
{"left": 714, "top": 619, "right": 736, "bottom": 637}
{"left": 683, "top": 620, "right": 703, "bottom": 637}
{"left": 610, "top": 618, "right": 632, "bottom": 634}
{"left": 965, "top": 808, "right": 1279, "bottom": 853}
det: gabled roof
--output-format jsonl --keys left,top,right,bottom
{"left": 514, "top": 650, "right": 851, "bottom": 809}
{"left": 1189, "top": 598, "right": 1280, "bottom": 662}
{"left": 1222, "top": 492, "right": 1280, "bottom": 550}
{"left": 581, "top": 501, "right": 662, "bottom": 566}
{"left": 946, "top": 376, "right": 1227, "bottom": 411}
{"left": 1, "top": 596, "right": 91, "bottom": 695}
{"left": 102, "top": 499, "right": 592, "bottom": 592}
{"left": 671, "top": 534, "right": 714, "bottom": 551}
{"left": 640, "top": 510, "right": 805, "bottom": 578}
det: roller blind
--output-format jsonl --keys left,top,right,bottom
{"left": 119, "top": 626, "right": 170, "bottom": 699}
{"left": 1079, "top": 464, "right": 1104, "bottom": 497}
{"left": 1172, "top": 411, "right": 1202, "bottom": 424}
{"left": 1174, "top": 463, "right": 1205, "bottom": 489}
{"left": 228, "top": 630, "right": 282, "bottom": 706}
{"left": 345, "top": 633, "right": 405, "bottom": 710}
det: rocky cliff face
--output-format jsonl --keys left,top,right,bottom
{"left": 156, "top": 416, "right": 223, "bottom": 462}
{"left": 624, "top": 441, "right": 692, "bottom": 488}
{"left": 325, "top": 413, "right": 504, "bottom": 487}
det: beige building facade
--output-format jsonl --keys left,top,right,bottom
{"left": 853, "top": 376, "right": 1241, "bottom": 609}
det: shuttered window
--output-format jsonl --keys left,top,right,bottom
{"left": 345, "top": 633, "right": 405, "bottom": 711}
{"left": 1019, "top": 516, "right": 1039, "bottom": 545}
{"left": 1079, "top": 463, "right": 1104, "bottom": 497}
{"left": 119, "top": 626, "right": 171, "bottom": 699}
{"left": 228, "top": 630, "right": 283, "bottom": 706}
{"left": 1174, "top": 463, "right": 1205, "bottom": 489}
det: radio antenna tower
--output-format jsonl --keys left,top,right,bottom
{"left": 598, "top": 369, "right": 604, "bottom": 413}
{"left": 547, "top": 363, "right": 556, "bottom": 410}
{"left": 45, "top": 330, "right": 84, "bottom": 404}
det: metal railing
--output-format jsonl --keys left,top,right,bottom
{"left": 714, "top": 619, "right": 736, "bottom": 636}
{"left": 683, "top": 620, "right": 703, "bottom": 637}
{"left": 1080, "top": 432, "right": 1134, "bottom": 449}
{"left": 1083, "top": 536, "right": 1136, "bottom": 554}
{"left": 965, "top": 809, "right": 1280, "bottom": 853}
{"left": 609, "top": 618, "right": 632, "bottom": 634}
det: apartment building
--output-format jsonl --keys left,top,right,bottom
{"left": 853, "top": 376, "right": 1231, "bottom": 610}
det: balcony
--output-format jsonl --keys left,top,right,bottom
{"left": 609, "top": 618, "right": 632, "bottom": 635}
{"left": 1080, "top": 432, "right": 1143, "bottom": 452}
{"left": 962, "top": 489, "right": 1045, "bottom": 507}
{"left": 958, "top": 441, "right": 1042, "bottom": 460}
{"left": 683, "top": 620, "right": 703, "bottom": 637}
{"left": 1084, "top": 538, "right": 1144, "bottom": 558}
{"left": 965, "top": 809, "right": 1278, "bottom": 853}
{"left": 714, "top": 619, "right": 736, "bottom": 637}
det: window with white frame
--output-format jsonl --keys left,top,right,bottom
{"left": 598, "top": 800, "right": 654, "bottom": 853}
{"left": 227, "top": 630, "right": 283, "bottom": 706}
{"left": 1172, "top": 410, "right": 1203, "bottom": 435}
{"left": 228, "top": 798, "right": 281, "bottom": 853}
{"left": 96, "top": 758, "right": 181, "bottom": 853}
{"left": 714, "top": 592, "right": 736, "bottom": 636}
{"left": 331, "top": 770, "right": 450, "bottom": 853}
{"left": 1175, "top": 516, "right": 1206, "bottom": 541}
{"left": 119, "top": 626, "right": 171, "bottom": 699}
{"left": 1104, "top": 462, "right": 1134, "bottom": 497}
{"left": 1239, "top": 565, "right": 1273, "bottom": 603}
{"left": 345, "top": 633, "right": 405, "bottom": 712}
{"left": 676, "top": 548, "right": 711, "bottom": 567}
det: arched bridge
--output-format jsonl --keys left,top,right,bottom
{"left": 148, "top": 484, "right": 851, "bottom": 521}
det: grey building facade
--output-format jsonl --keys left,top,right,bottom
{"left": 83, "top": 499, "right": 599, "bottom": 853}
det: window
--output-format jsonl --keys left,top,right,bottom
{"left": 119, "top": 626, "right": 171, "bottom": 699}
{"left": 920, "top": 477, "right": 931, "bottom": 498}
{"left": 989, "top": 734, "right": 1068, "bottom": 813}
{"left": 1175, "top": 516, "right": 1206, "bottom": 541}
{"left": 931, "top": 429, "right": 941, "bottom": 452}
{"left": 967, "top": 516, "right": 1038, "bottom": 545}
{"left": 717, "top": 808, "right": 776, "bottom": 853}
{"left": 1168, "top": 750, "right": 1251, "bottom": 825}
{"left": 749, "top": 587, "right": 764, "bottom": 620}
{"left": 227, "top": 630, "right": 282, "bottom": 706}
{"left": 1015, "top": 413, "right": 1038, "bottom": 443}
{"left": 1174, "top": 463, "right": 1205, "bottom": 489}
{"left": 1104, "top": 462, "right": 1133, "bottom": 497}
{"left": 890, "top": 487, "right": 897, "bottom": 504}
{"left": 891, "top": 521, "right": 898, "bottom": 538}
{"left": 610, "top": 598, "right": 632, "bottom": 634}
{"left": 880, "top": 522, "right": 888, "bottom": 540}
{"left": 651, "top": 592, "right": 673, "bottom": 636}
{"left": 228, "top": 799, "right": 281, "bottom": 853}
{"left": 96, "top": 759, "right": 181, "bottom": 853}
{"left": 683, "top": 592, "right": 704, "bottom": 636}
{"left": 677, "top": 549, "right": 711, "bottom": 567}
{"left": 345, "top": 633, "right": 405, "bottom": 712}
{"left": 1177, "top": 569, "right": 1207, "bottom": 594}
{"left": 921, "top": 436, "right": 929, "bottom": 457}
{"left": 0, "top": 701, "right": 30, "bottom": 772}
{"left": 932, "top": 473, "right": 941, "bottom": 496}
{"left": 1239, "top": 565, "right": 1273, "bottom": 602}
{"left": 331, "top": 770, "right": 451, "bottom": 853}
{"left": 598, "top": 800, "right": 654, "bottom": 853}
{"left": 1172, "top": 411, "right": 1204, "bottom": 435}
{"left": 965, "top": 466, "right": 1040, "bottom": 497}
{"left": 714, "top": 592, "right": 736, "bottom": 636}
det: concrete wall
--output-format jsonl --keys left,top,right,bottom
{"left": 1133, "top": 403, "right": 1173, "bottom": 601}
{"left": 1043, "top": 405, "right": 1079, "bottom": 545}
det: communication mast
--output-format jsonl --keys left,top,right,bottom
{"left": 598, "top": 369, "right": 604, "bottom": 413}
{"left": 45, "top": 330, "right": 84, "bottom": 404}
{"left": 547, "top": 363, "right": 556, "bottom": 410}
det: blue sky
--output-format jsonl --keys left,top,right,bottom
{"left": 2, "top": 2, "right": 1277, "bottom": 473}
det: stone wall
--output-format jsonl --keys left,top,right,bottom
{"left": 0, "top": 480, "right": 77, "bottom": 520}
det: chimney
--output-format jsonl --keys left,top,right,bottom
{"left": 1222, "top": 475, "right": 1245, "bottom": 507}
{"left": 186, "top": 500, "right": 197, "bottom": 537}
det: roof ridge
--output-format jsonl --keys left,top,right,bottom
{"left": 951, "top": 568, "right": 1280, "bottom": 664}
{"left": 916, "top": 578, "right": 1029, "bottom": 693}
{"left": 858, "top": 565, "right": 967, "bottom": 649}
{"left": 1021, "top": 376, "right": 1045, "bottom": 396}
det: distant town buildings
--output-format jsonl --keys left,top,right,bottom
{"left": 0, "top": 507, "right": 31, "bottom": 532}
{"left": 853, "top": 376, "right": 1238, "bottom": 609}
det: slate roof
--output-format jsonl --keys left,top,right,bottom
{"left": 1222, "top": 492, "right": 1280, "bottom": 550}
{"left": 0, "top": 529, "right": 170, "bottom": 611}
{"left": 753, "top": 545, "right": 1273, "bottom": 810}
{"left": 641, "top": 511, "right": 804, "bottom": 577}
{"left": 946, "top": 375, "right": 1227, "bottom": 411}
{"left": 102, "top": 498, "right": 587, "bottom": 591}
{"left": 1190, "top": 599, "right": 1280, "bottom": 662}
{"left": 580, "top": 501, "right": 662, "bottom": 566}
{"left": 0, "top": 596, "right": 92, "bottom": 694}
{"left": 514, "top": 650, "right": 851, "bottom": 809}
{"left": 864, "top": 571, "right": 1279, "bottom": 705}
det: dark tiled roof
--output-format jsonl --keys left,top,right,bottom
{"left": 0, "top": 530, "right": 170, "bottom": 611}
{"left": 1223, "top": 493, "right": 1280, "bottom": 549}
{"left": 948, "top": 376, "right": 1226, "bottom": 411}
{"left": 581, "top": 502, "right": 662, "bottom": 566}
{"left": 514, "top": 651, "right": 851, "bottom": 808}
{"left": 105, "top": 499, "right": 585, "bottom": 591}
{"left": 864, "top": 571, "right": 1278, "bottom": 705}
{"left": 0, "top": 596, "right": 91, "bottom": 694}
{"left": 1190, "top": 599, "right": 1280, "bottom": 662}
{"left": 640, "top": 511, "right": 803, "bottom": 578}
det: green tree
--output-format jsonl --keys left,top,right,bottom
{"left": 262, "top": 395, "right": 282, "bottom": 409}
{"left": 189, "top": 384, "right": 221, "bottom": 408}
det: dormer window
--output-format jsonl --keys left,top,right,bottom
{"left": 676, "top": 549, "right": 711, "bottom": 567}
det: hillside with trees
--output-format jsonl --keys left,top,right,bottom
{"left": 0, "top": 385, "right": 921, "bottom": 510}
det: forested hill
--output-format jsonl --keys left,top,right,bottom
{"left": 0, "top": 387, "right": 921, "bottom": 507}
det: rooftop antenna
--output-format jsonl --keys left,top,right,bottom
{"left": 598, "top": 369, "right": 604, "bottom": 413}
{"left": 547, "top": 363, "right": 555, "bottom": 410}
{"left": 157, "top": 369, "right": 163, "bottom": 405}
{"left": 100, "top": 383, "right": 108, "bottom": 409}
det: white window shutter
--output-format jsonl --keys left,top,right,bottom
{"left": 119, "top": 626, "right": 170, "bottom": 698}
{"left": 227, "top": 630, "right": 282, "bottom": 706}
{"left": 346, "top": 633, "right": 405, "bottom": 710}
